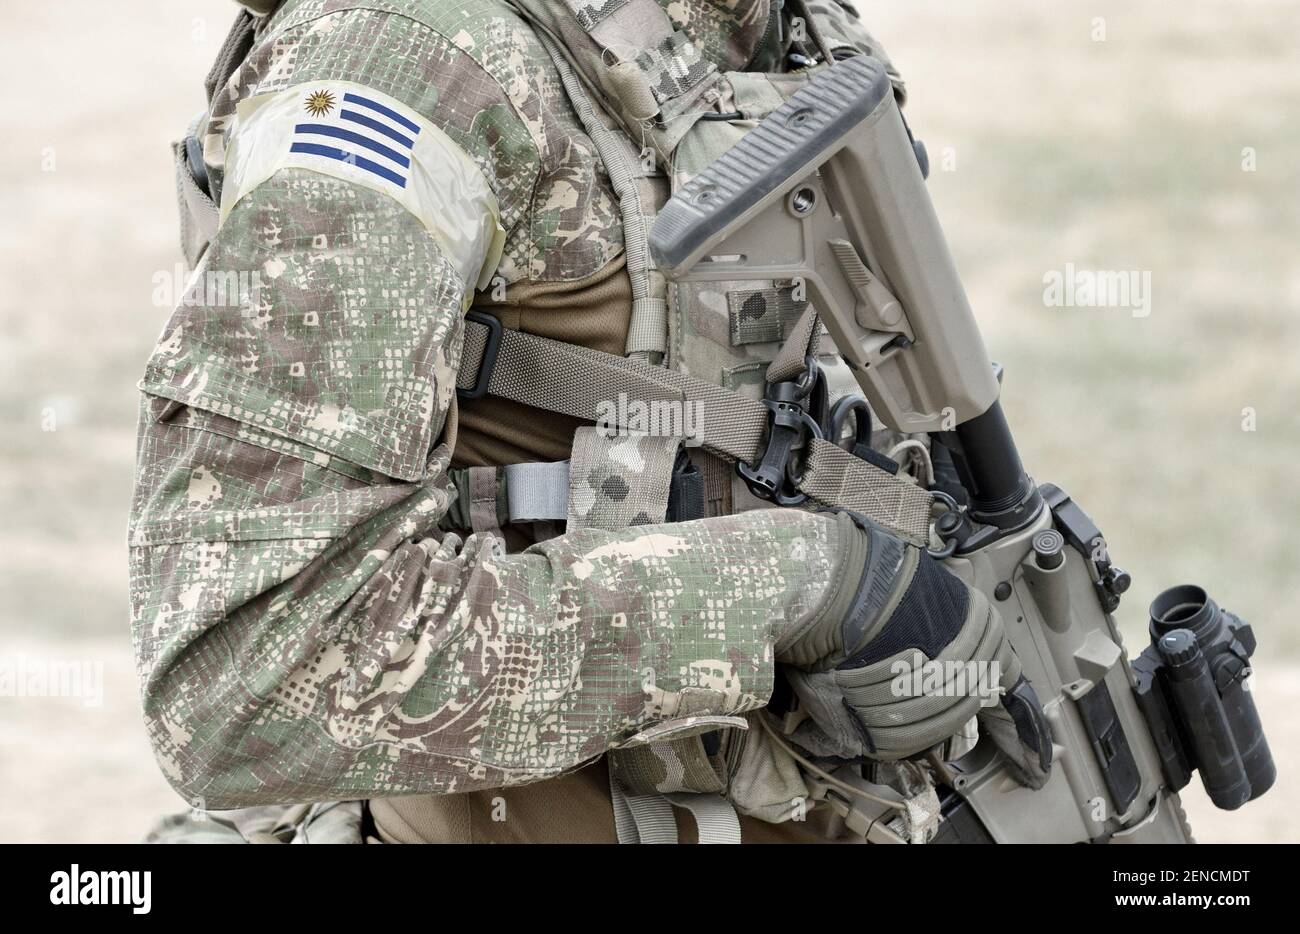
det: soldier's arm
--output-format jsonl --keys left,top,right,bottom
{"left": 130, "top": 4, "right": 863, "bottom": 808}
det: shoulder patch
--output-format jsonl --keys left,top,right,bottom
{"left": 222, "top": 80, "right": 506, "bottom": 292}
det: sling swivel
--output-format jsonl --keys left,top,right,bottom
{"left": 738, "top": 365, "right": 824, "bottom": 506}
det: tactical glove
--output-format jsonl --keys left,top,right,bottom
{"left": 777, "top": 511, "right": 1053, "bottom": 789}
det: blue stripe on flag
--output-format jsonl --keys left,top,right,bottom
{"left": 342, "top": 93, "right": 422, "bottom": 135}
{"left": 289, "top": 142, "right": 407, "bottom": 187}
{"left": 339, "top": 110, "right": 415, "bottom": 149}
{"left": 294, "top": 123, "right": 411, "bottom": 168}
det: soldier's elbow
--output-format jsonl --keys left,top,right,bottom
{"left": 141, "top": 668, "right": 275, "bottom": 809}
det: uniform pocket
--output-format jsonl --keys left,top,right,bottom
{"left": 129, "top": 393, "right": 420, "bottom": 550}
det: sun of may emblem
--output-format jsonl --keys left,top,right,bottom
{"left": 304, "top": 89, "right": 336, "bottom": 117}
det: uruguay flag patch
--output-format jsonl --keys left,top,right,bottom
{"left": 221, "top": 81, "right": 506, "bottom": 292}
{"left": 290, "top": 88, "right": 420, "bottom": 189}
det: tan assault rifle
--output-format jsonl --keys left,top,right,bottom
{"left": 649, "top": 55, "right": 1273, "bottom": 843}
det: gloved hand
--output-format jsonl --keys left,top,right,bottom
{"left": 776, "top": 510, "right": 1053, "bottom": 789}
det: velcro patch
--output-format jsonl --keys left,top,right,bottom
{"left": 728, "top": 286, "right": 805, "bottom": 346}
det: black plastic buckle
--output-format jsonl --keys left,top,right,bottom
{"left": 458, "top": 310, "right": 502, "bottom": 401}
{"left": 738, "top": 367, "right": 823, "bottom": 506}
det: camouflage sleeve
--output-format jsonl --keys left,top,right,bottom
{"left": 129, "top": 1, "right": 856, "bottom": 808}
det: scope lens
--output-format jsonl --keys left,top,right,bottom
{"left": 1150, "top": 584, "right": 1210, "bottom": 631}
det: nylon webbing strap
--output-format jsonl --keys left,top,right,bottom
{"left": 609, "top": 769, "right": 741, "bottom": 844}
{"left": 457, "top": 320, "right": 933, "bottom": 545}
{"left": 664, "top": 793, "right": 742, "bottom": 844}
{"left": 535, "top": 30, "right": 669, "bottom": 359}
{"left": 205, "top": 10, "right": 260, "bottom": 105}
{"left": 467, "top": 465, "right": 503, "bottom": 531}
{"left": 767, "top": 304, "right": 822, "bottom": 384}
{"left": 610, "top": 773, "right": 679, "bottom": 844}
{"left": 503, "top": 461, "right": 571, "bottom": 522}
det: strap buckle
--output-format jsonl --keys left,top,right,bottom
{"left": 737, "top": 360, "right": 824, "bottom": 506}
{"left": 458, "top": 310, "right": 502, "bottom": 401}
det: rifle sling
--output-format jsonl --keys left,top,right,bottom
{"left": 457, "top": 315, "right": 933, "bottom": 546}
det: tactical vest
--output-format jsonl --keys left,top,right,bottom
{"left": 182, "top": 0, "right": 933, "bottom": 844}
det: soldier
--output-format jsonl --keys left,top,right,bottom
{"left": 133, "top": 0, "right": 1048, "bottom": 843}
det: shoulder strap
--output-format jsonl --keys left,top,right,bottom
{"left": 233, "top": 1, "right": 283, "bottom": 16}
{"left": 534, "top": 31, "right": 670, "bottom": 359}
{"left": 205, "top": 8, "right": 262, "bottom": 105}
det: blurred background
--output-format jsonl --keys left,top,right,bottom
{"left": 0, "top": 0, "right": 1295, "bottom": 842}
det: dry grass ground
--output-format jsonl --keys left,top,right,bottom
{"left": 0, "top": 0, "right": 1294, "bottom": 842}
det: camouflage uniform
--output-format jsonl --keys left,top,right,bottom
{"left": 131, "top": 0, "right": 870, "bottom": 810}
{"left": 132, "top": 0, "right": 994, "bottom": 842}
